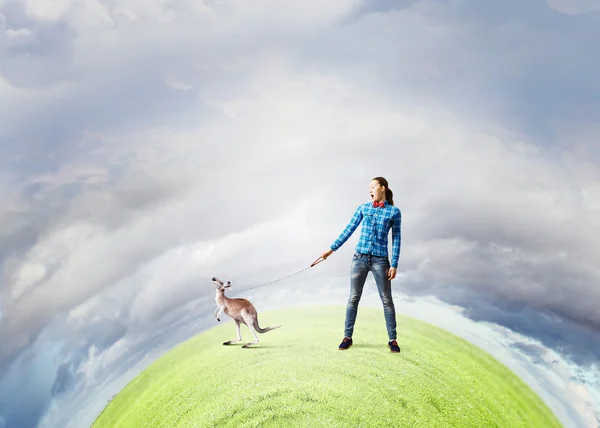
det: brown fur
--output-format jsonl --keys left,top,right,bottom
{"left": 212, "top": 277, "right": 280, "bottom": 348}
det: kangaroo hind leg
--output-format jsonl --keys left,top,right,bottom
{"left": 242, "top": 313, "right": 260, "bottom": 348}
{"left": 223, "top": 320, "right": 242, "bottom": 345}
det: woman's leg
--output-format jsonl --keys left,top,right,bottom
{"left": 344, "top": 252, "right": 369, "bottom": 338}
{"left": 370, "top": 256, "right": 397, "bottom": 341}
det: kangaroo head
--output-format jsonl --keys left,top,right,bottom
{"left": 212, "top": 277, "right": 231, "bottom": 291}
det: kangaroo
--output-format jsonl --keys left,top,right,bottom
{"left": 212, "top": 277, "right": 281, "bottom": 348}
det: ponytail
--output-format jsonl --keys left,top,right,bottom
{"left": 386, "top": 188, "right": 394, "bottom": 206}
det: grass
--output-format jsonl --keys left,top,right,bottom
{"left": 92, "top": 305, "right": 562, "bottom": 427}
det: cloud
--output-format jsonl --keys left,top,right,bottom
{"left": 4, "top": 27, "right": 31, "bottom": 37}
{"left": 23, "top": 0, "right": 74, "bottom": 22}
{"left": 547, "top": 0, "right": 600, "bottom": 15}
{"left": 1, "top": 0, "right": 599, "bottom": 426}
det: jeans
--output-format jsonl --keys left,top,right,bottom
{"left": 344, "top": 252, "right": 397, "bottom": 340}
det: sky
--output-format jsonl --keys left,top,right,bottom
{"left": 1, "top": 0, "right": 599, "bottom": 427}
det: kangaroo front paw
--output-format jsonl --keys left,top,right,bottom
{"left": 217, "top": 318, "right": 220, "bottom": 322}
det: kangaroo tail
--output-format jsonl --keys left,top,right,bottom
{"left": 253, "top": 318, "right": 281, "bottom": 334}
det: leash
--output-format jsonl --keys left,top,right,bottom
{"left": 231, "top": 256, "right": 326, "bottom": 294}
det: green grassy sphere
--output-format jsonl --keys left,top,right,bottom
{"left": 92, "top": 305, "right": 561, "bottom": 427}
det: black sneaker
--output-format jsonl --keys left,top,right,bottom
{"left": 339, "top": 337, "right": 353, "bottom": 350}
{"left": 388, "top": 340, "right": 400, "bottom": 353}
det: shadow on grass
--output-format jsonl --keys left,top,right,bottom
{"left": 221, "top": 343, "right": 294, "bottom": 349}
{"left": 350, "top": 343, "right": 409, "bottom": 353}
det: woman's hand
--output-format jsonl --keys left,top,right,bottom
{"left": 321, "top": 249, "right": 333, "bottom": 260}
{"left": 388, "top": 267, "right": 397, "bottom": 280}
{"left": 311, "top": 249, "right": 333, "bottom": 267}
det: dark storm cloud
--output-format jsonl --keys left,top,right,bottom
{"left": 464, "top": 294, "right": 600, "bottom": 367}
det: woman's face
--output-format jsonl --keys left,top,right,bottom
{"left": 369, "top": 180, "right": 385, "bottom": 202}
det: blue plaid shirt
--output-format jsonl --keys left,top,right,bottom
{"left": 330, "top": 201, "right": 402, "bottom": 268}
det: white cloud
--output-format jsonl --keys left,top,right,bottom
{"left": 24, "top": 0, "right": 74, "bottom": 22}
{"left": 11, "top": 263, "right": 47, "bottom": 300}
{"left": 0, "top": 78, "right": 81, "bottom": 137}
{"left": 164, "top": 76, "right": 193, "bottom": 91}
{"left": 547, "top": 0, "right": 600, "bottom": 15}
{"left": 4, "top": 28, "right": 31, "bottom": 38}
{"left": 3, "top": 63, "right": 600, "bottom": 367}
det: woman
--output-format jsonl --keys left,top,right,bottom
{"left": 319, "top": 176, "right": 401, "bottom": 353}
